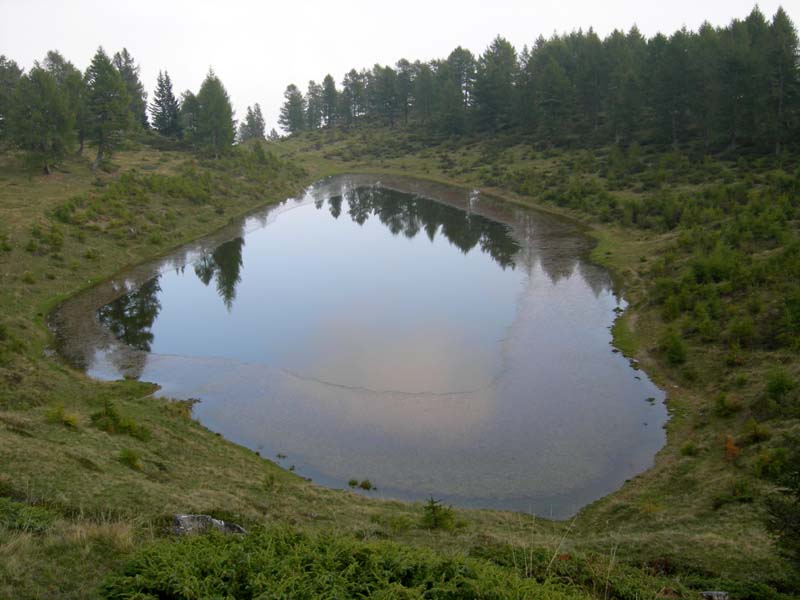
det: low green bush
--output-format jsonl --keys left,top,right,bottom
{"left": 102, "top": 528, "right": 585, "bottom": 599}
{"left": 0, "top": 498, "right": 57, "bottom": 533}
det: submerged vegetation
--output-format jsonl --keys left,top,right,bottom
{"left": 1, "top": 3, "right": 800, "bottom": 599}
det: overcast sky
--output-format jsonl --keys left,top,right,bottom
{"left": 2, "top": 0, "right": 797, "bottom": 130}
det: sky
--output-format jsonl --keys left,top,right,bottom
{"left": 2, "top": 0, "right": 798, "bottom": 131}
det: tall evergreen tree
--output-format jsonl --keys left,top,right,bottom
{"left": 473, "top": 36, "right": 518, "bottom": 131}
{"left": 238, "top": 103, "right": 266, "bottom": 142}
{"left": 43, "top": 50, "right": 87, "bottom": 153}
{"left": 85, "top": 47, "right": 129, "bottom": 169}
{"left": 322, "top": 74, "right": 338, "bottom": 127}
{"left": 9, "top": 66, "right": 73, "bottom": 173}
{"left": 769, "top": 7, "right": 800, "bottom": 154}
{"left": 112, "top": 49, "right": 148, "bottom": 128}
{"left": 150, "top": 70, "right": 181, "bottom": 138}
{"left": 179, "top": 91, "right": 200, "bottom": 144}
{"left": 305, "top": 81, "right": 323, "bottom": 129}
{"left": 194, "top": 70, "right": 235, "bottom": 158}
{"left": 278, "top": 84, "right": 306, "bottom": 134}
{"left": 0, "top": 56, "right": 23, "bottom": 145}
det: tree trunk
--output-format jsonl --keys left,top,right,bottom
{"left": 92, "top": 144, "right": 103, "bottom": 171}
{"left": 43, "top": 163, "right": 51, "bottom": 175}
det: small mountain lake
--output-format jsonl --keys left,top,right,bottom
{"left": 52, "top": 174, "right": 667, "bottom": 518}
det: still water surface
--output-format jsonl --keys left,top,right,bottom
{"left": 53, "top": 175, "right": 666, "bottom": 517}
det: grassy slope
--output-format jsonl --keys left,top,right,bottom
{"left": 271, "top": 127, "right": 798, "bottom": 592}
{"left": 0, "top": 132, "right": 794, "bottom": 598}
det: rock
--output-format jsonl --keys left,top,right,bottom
{"left": 700, "top": 592, "right": 729, "bottom": 600}
{"left": 172, "top": 514, "right": 246, "bottom": 536}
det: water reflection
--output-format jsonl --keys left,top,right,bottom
{"left": 52, "top": 174, "right": 667, "bottom": 517}
{"left": 97, "top": 277, "right": 162, "bottom": 352}
{"left": 193, "top": 237, "right": 245, "bottom": 310}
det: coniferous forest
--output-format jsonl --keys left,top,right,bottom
{"left": 278, "top": 6, "right": 798, "bottom": 156}
{"left": 2, "top": 4, "right": 800, "bottom": 600}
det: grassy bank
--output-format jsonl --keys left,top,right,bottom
{"left": 0, "top": 131, "right": 796, "bottom": 598}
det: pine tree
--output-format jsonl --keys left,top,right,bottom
{"left": 85, "top": 47, "right": 129, "bottom": 169}
{"left": 179, "top": 91, "right": 200, "bottom": 145}
{"left": 194, "top": 70, "right": 235, "bottom": 158}
{"left": 113, "top": 48, "right": 148, "bottom": 128}
{"left": 278, "top": 84, "right": 306, "bottom": 134}
{"left": 150, "top": 70, "right": 181, "bottom": 138}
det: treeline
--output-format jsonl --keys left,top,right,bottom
{"left": 0, "top": 48, "right": 268, "bottom": 173}
{"left": 279, "top": 6, "right": 799, "bottom": 154}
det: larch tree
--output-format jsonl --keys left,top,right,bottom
{"left": 43, "top": 50, "right": 87, "bottom": 153}
{"left": 9, "top": 66, "right": 73, "bottom": 173}
{"left": 85, "top": 47, "right": 129, "bottom": 169}
{"left": 770, "top": 7, "right": 800, "bottom": 155}
{"left": 305, "top": 81, "right": 323, "bottom": 130}
{"left": 0, "top": 56, "right": 23, "bottom": 145}
{"left": 322, "top": 74, "right": 338, "bottom": 127}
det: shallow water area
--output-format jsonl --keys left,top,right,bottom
{"left": 52, "top": 174, "right": 667, "bottom": 518}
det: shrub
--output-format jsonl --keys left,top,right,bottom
{"left": 741, "top": 417, "right": 772, "bottom": 445}
{"left": 358, "top": 479, "right": 373, "bottom": 491}
{"left": 680, "top": 441, "right": 700, "bottom": 457}
{"left": 101, "top": 528, "right": 581, "bottom": 600}
{"left": 712, "top": 480, "right": 754, "bottom": 510}
{"left": 91, "top": 400, "right": 150, "bottom": 441}
{"left": 45, "top": 403, "right": 79, "bottom": 428}
{"left": 0, "top": 498, "right": 57, "bottom": 533}
{"left": 766, "top": 368, "right": 795, "bottom": 402}
{"left": 724, "top": 435, "right": 741, "bottom": 461}
{"left": 660, "top": 330, "right": 687, "bottom": 365}
{"left": 421, "top": 497, "right": 455, "bottom": 531}
{"left": 118, "top": 448, "right": 142, "bottom": 471}
{"left": 347, "top": 479, "right": 358, "bottom": 488}
{"left": 714, "top": 393, "right": 743, "bottom": 417}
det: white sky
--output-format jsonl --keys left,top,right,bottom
{"left": 2, "top": 0, "right": 798, "bottom": 130}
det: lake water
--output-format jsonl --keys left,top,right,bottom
{"left": 52, "top": 174, "right": 667, "bottom": 518}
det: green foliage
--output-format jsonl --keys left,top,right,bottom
{"left": 112, "top": 48, "right": 148, "bottom": 128}
{"left": 8, "top": 66, "right": 73, "bottom": 173}
{"left": 680, "top": 441, "right": 700, "bottom": 456}
{"left": 190, "top": 70, "right": 235, "bottom": 158}
{"left": 85, "top": 47, "right": 129, "bottom": 167}
{"left": 45, "top": 403, "right": 79, "bottom": 428}
{"left": 712, "top": 479, "right": 755, "bottom": 510}
{"left": 102, "top": 528, "right": 584, "bottom": 600}
{"left": 150, "top": 70, "right": 181, "bottom": 138}
{"left": 0, "top": 498, "right": 57, "bottom": 533}
{"left": 90, "top": 399, "right": 150, "bottom": 441}
{"left": 117, "top": 448, "right": 142, "bottom": 471}
{"left": 660, "top": 329, "right": 687, "bottom": 366}
{"left": 421, "top": 496, "right": 455, "bottom": 530}
{"left": 278, "top": 83, "right": 306, "bottom": 134}
{"left": 767, "top": 369, "right": 796, "bottom": 402}
{"left": 763, "top": 436, "right": 800, "bottom": 571}
{"left": 238, "top": 103, "right": 265, "bottom": 142}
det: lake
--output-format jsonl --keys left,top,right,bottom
{"left": 52, "top": 174, "right": 667, "bottom": 518}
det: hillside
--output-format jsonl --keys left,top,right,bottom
{"left": 0, "top": 128, "right": 795, "bottom": 597}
